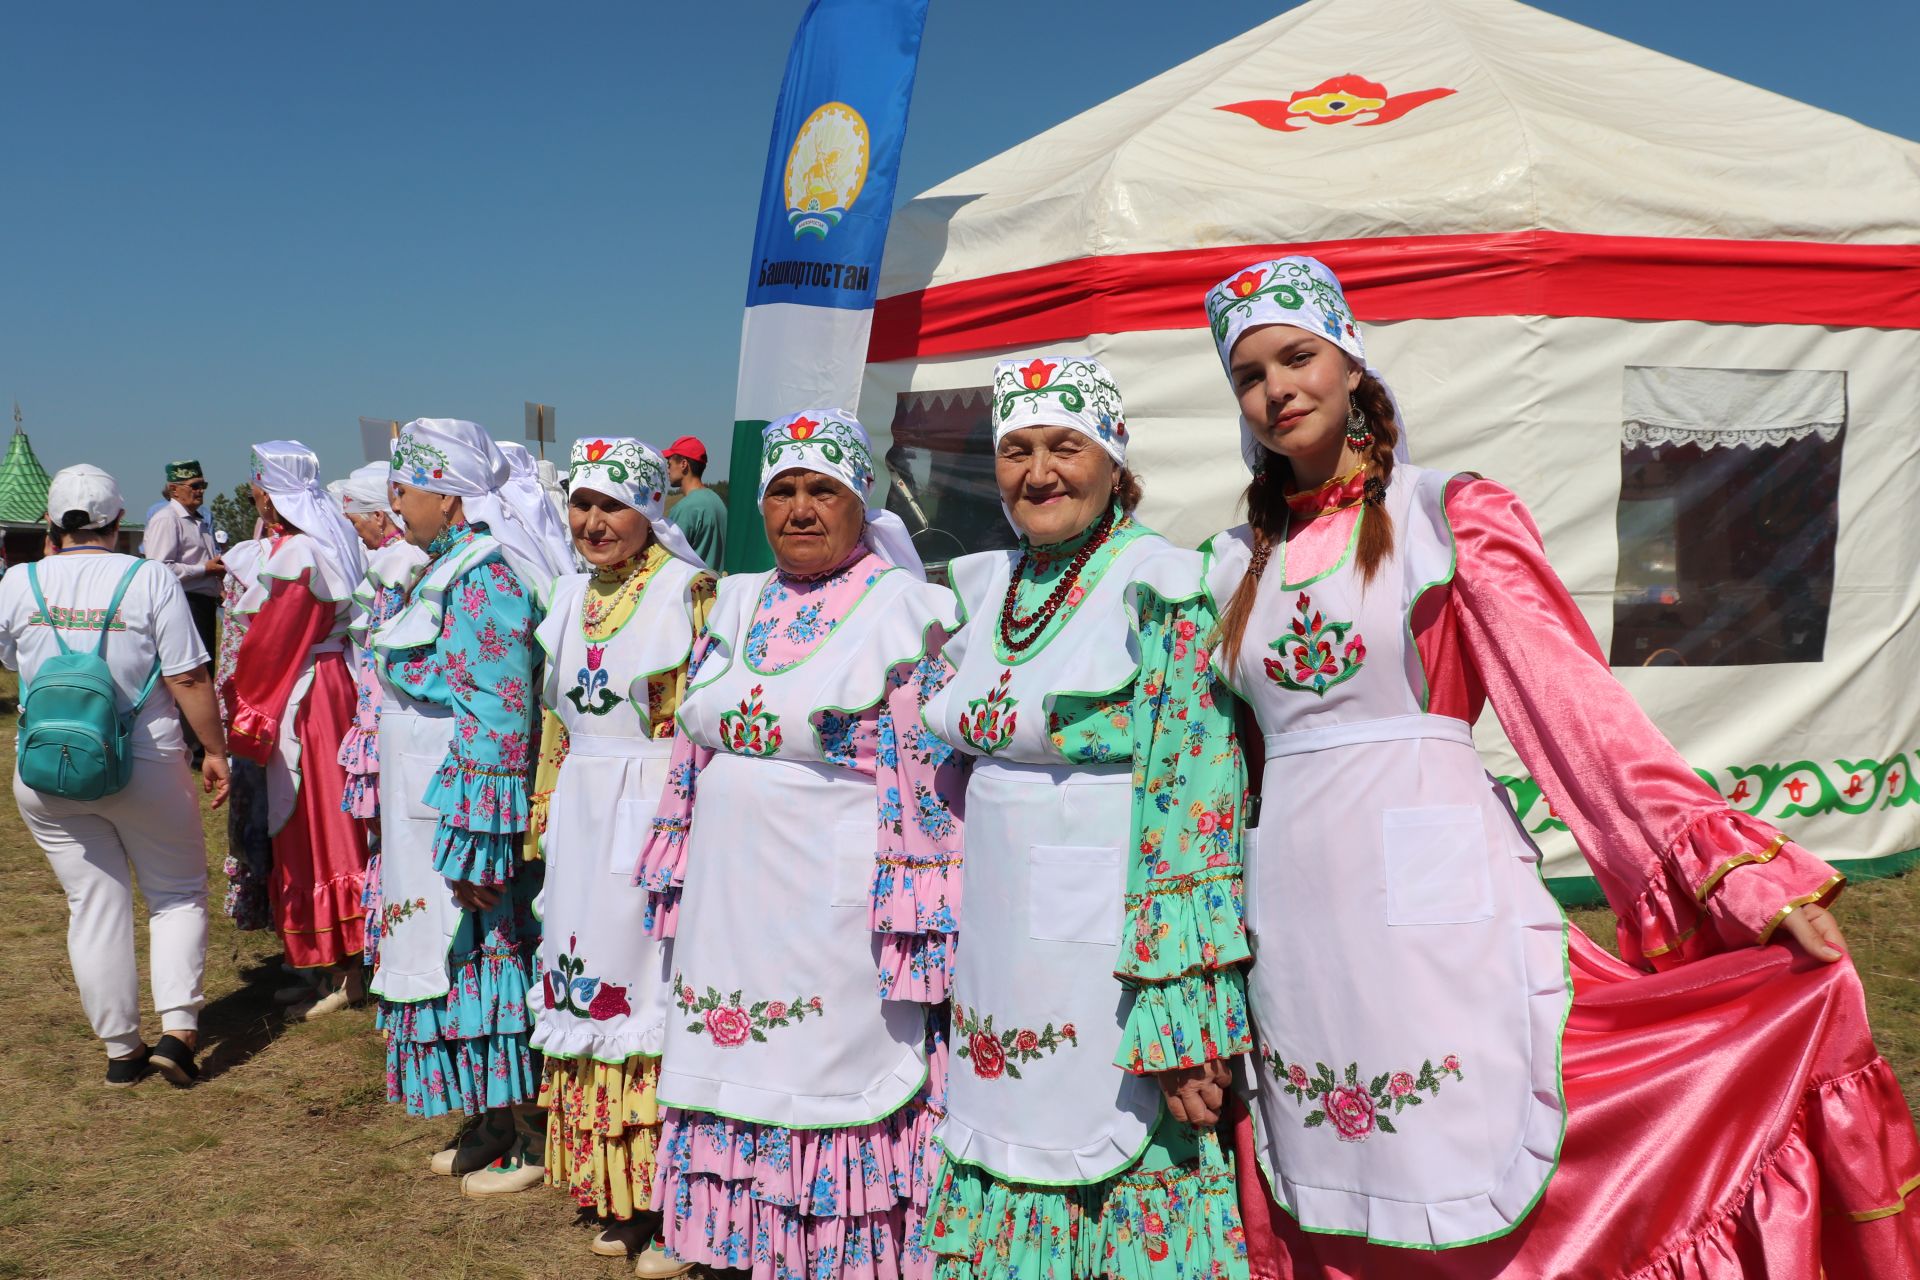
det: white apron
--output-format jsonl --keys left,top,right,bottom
{"left": 527, "top": 566, "right": 699, "bottom": 1064}
{"left": 924, "top": 534, "right": 1200, "bottom": 1184}
{"left": 657, "top": 566, "right": 956, "bottom": 1128}
{"left": 366, "top": 534, "right": 503, "bottom": 1005}
{"left": 1205, "top": 466, "right": 1570, "bottom": 1250}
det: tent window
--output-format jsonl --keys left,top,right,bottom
{"left": 883, "top": 386, "right": 1017, "bottom": 567}
{"left": 1609, "top": 366, "right": 1846, "bottom": 668}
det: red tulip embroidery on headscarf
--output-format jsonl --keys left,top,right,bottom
{"left": 1218, "top": 75, "right": 1456, "bottom": 133}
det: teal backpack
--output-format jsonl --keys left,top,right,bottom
{"left": 17, "top": 560, "right": 160, "bottom": 801}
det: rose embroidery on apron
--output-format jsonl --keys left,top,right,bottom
{"left": 1270, "top": 1053, "right": 1466, "bottom": 1141}
{"left": 954, "top": 1001, "right": 1079, "bottom": 1080}
{"left": 674, "top": 976, "right": 825, "bottom": 1046}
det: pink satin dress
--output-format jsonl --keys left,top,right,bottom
{"left": 1222, "top": 471, "right": 1919, "bottom": 1279}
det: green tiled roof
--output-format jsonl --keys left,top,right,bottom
{"left": 0, "top": 430, "right": 51, "bottom": 526}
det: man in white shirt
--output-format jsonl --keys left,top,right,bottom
{"left": 142, "top": 460, "right": 224, "bottom": 660}
{"left": 0, "top": 464, "right": 229, "bottom": 1088}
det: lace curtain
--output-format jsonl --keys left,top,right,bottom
{"left": 1622, "top": 366, "right": 1845, "bottom": 450}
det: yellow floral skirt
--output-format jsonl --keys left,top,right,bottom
{"left": 539, "top": 1053, "right": 662, "bottom": 1220}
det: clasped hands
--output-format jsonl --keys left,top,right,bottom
{"left": 1154, "top": 1057, "right": 1231, "bottom": 1127}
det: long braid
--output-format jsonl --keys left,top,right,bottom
{"left": 1351, "top": 372, "right": 1401, "bottom": 586}
{"left": 1217, "top": 372, "right": 1403, "bottom": 668}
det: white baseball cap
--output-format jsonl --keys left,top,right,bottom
{"left": 46, "top": 464, "right": 126, "bottom": 531}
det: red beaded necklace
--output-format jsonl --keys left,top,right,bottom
{"left": 998, "top": 505, "right": 1117, "bottom": 654}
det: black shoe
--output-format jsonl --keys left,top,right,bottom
{"left": 106, "top": 1048, "right": 153, "bottom": 1088}
{"left": 149, "top": 1034, "right": 199, "bottom": 1088}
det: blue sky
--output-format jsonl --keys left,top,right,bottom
{"left": 3, "top": 0, "right": 1915, "bottom": 500}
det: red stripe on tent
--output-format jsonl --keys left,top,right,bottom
{"left": 868, "top": 231, "right": 1920, "bottom": 362}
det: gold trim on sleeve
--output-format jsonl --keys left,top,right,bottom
{"left": 1842, "top": 1171, "right": 1920, "bottom": 1223}
{"left": 1693, "top": 833, "right": 1790, "bottom": 903}
{"left": 1755, "top": 874, "right": 1848, "bottom": 946}
{"left": 1639, "top": 922, "right": 1700, "bottom": 959}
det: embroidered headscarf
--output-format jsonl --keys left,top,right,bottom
{"left": 990, "top": 354, "right": 1129, "bottom": 464}
{"left": 250, "top": 440, "right": 368, "bottom": 600}
{"left": 390, "top": 418, "right": 559, "bottom": 597}
{"left": 1203, "top": 255, "right": 1409, "bottom": 467}
{"left": 759, "top": 409, "right": 925, "bottom": 579}
{"left": 499, "top": 441, "right": 578, "bottom": 580}
{"left": 567, "top": 436, "right": 705, "bottom": 570}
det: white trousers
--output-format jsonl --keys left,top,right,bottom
{"left": 16, "top": 754, "right": 210, "bottom": 1057}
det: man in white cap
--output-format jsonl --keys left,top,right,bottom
{"left": 0, "top": 465, "right": 229, "bottom": 1087}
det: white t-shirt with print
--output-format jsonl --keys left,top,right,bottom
{"left": 0, "top": 551, "right": 210, "bottom": 761}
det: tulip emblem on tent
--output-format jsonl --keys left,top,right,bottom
{"left": 1218, "top": 74, "right": 1455, "bottom": 132}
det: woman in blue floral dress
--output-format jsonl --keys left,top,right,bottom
{"left": 368, "top": 418, "right": 567, "bottom": 1195}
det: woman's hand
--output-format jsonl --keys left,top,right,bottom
{"left": 450, "top": 880, "right": 503, "bottom": 912}
{"left": 201, "top": 753, "right": 231, "bottom": 809}
{"left": 1777, "top": 902, "right": 1846, "bottom": 963}
{"left": 1155, "top": 1058, "right": 1231, "bottom": 1126}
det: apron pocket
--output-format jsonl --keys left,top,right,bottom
{"left": 830, "top": 819, "right": 874, "bottom": 909}
{"left": 1381, "top": 805, "right": 1494, "bottom": 926}
{"left": 609, "top": 797, "right": 654, "bottom": 876}
{"left": 397, "top": 752, "right": 445, "bottom": 822}
{"left": 1028, "top": 845, "right": 1124, "bottom": 945}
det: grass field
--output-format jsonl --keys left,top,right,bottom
{"left": 0, "top": 701, "right": 1916, "bottom": 1277}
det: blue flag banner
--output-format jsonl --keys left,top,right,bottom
{"left": 727, "top": 0, "right": 931, "bottom": 572}
{"left": 742, "top": 0, "right": 930, "bottom": 314}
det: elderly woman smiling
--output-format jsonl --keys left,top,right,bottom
{"left": 920, "top": 355, "right": 1250, "bottom": 1280}
{"left": 637, "top": 410, "right": 964, "bottom": 1280}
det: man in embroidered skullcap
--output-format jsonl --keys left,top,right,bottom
{"left": 144, "top": 459, "right": 224, "bottom": 673}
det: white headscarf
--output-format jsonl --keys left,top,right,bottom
{"left": 389, "top": 419, "right": 559, "bottom": 596}
{"left": 759, "top": 409, "right": 925, "bottom": 580}
{"left": 340, "top": 462, "right": 392, "bottom": 513}
{"left": 1202, "top": 254, "right": 1410, "bottom": 468}
{"left": 250, "top": 440, "right": 368, "bottom": 599}
{"left": 567, "top": 436, "right": 705, "bottom": 570}
{"left": 499, "top": 442, "right": 576, "bottom": 580}
{"left": 990, "top": 354, "right": 1130, "bottom": 464}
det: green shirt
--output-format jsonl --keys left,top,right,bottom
{"left": 668, "top": 486, "right": 727, "bottom": 572}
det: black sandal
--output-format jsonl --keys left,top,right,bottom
{"left": 149, "top": 1034, "right": 199, "bottom": 1088}
{"left": 105, "top": 1047, "right": 152, "bottom": 1088}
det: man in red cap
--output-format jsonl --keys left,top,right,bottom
{"left": 662, "top": 435, "right": 726, "bottom": 571}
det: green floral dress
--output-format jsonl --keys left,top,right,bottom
{"left": 923, "top": 511, "right": 1252, "bottom": 1280}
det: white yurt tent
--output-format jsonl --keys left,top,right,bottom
{"left": 859, "top": 0, "right": 1920, "bottom": 899}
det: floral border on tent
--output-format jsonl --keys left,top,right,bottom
{"left": 1502, "top": 749, "right": 1920, "bottom": 835}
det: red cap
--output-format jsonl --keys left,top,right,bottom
{"left": 661, "top": 436, "right": 708, "bottom": 465}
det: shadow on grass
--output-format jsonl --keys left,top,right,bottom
{"left": 194, "top": 955, "right": 317, "bottom": 1082}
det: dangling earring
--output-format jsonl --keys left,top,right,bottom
{"left": 1344, "top": 401, "right": 1374, "bottom": 451}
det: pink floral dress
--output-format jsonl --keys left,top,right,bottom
{"left": 637, "top": 549, "right": 964, "bottom": 1280}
